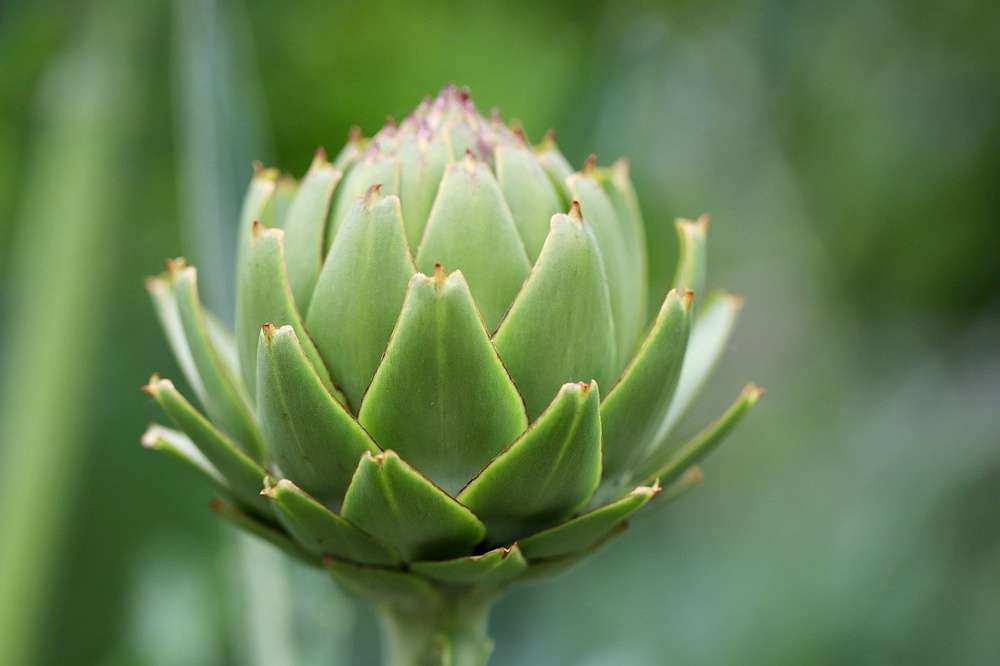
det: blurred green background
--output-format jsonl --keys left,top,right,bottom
{"left": 1, "top": 0, "right": 998, "bottom": 664}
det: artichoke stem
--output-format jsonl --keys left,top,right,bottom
{"left": 377, "top": 590, "right": 496, "bottom": 666}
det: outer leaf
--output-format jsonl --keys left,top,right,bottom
{"left": 415, "top": 154, "right": 531, "bottom": 330}
{"left": 143, "top": 376, "right": 268, "bottom": 513}
{"left": 568, "top": 169, "right": 634, "bottom": 362}
{"left": 211, "top": 499, "right": 320, "bottom": 567}
{"left": 492, "top": 209, "right": 617, "bottom": 420}
{"left": 395, "top": 130, "right": 452, "bottom": 249}
{"left": 169, "top": 263, "right": 264, "bottom": 459}
{"left": 519, "top": 524, "right": 629, "bottom": 582}
{"left": 358, "top": 270, "right": 528, "bottom": 494}
{"left": 256, "top": 325, "right": 380, "bottom": 507}
{"left": 411, "top": 545, "right": 527, "bottom": 587}
{"left": 671, "top": 216, "right": 708, "bottom": 308}
{"left": 328, "top": 152, "right": 400, "bottom": 244}
{"left": 458, "top": 382, "right": 602, "bottom": 545}
{"left": 650, "top": 290, "right": 743, "bottom": 444}
{"left": 599, "top": 289, "right": 692, "bottom": 483}
{"left": 306, "top": 189, "right": 416, "bottom": 411}
{"left": 236, "top": 166, "right": 278, "bottom": 261}
{"left": 341, "top": 451, "right": 487, "bottom": 562}
{"left": 264, "top": 176, "right": 298, "bottom": 229}
{"left": 236, "top": 224, "right": 337, "bottom": 399}
{"left": 519, "top": 484, "right": 658, "bottom": 560}
{"left": 495, "top": 141, "right": 562, "bottom": 261}
{"left": 146, "top": 274, "right": 206, "bottom": 404}
{"left": 201, "top": 307, "right": 240, "bottom": 380}
{"left": 326, "top": 558, "right": 440, "bottom": 609}
{"left": 535, "top": 131, "right": 573, "bottom": 205}
{"left": 141, "top": 424, "right": 225, "bottom": 489}
{"left": 639, "top": 383, "right": 764, "bottom": 486}
{"left": 281, "top": 149, "right": 341, "bottom": 312}
{"left": 262, "top": 478, "right": 400, "bottom": 566}
{"left": 601, "top": 159, "right": 648, "bottom": 344}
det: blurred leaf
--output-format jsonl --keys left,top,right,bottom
{"left": 0, "top": 1, "right": 152, "bottom": 663}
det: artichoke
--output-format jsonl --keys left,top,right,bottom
{"left": 142, "top": 85, "right": 760, "bottom": 665}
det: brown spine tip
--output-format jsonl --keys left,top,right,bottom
{"left": 164, "top": 257, "right": 187, "bottom": 275}
{"left": 569, "top": 200, "right": 584, "bottom": 222}
{"left": 348, "top": 125, "right": 362, "bottom": 143}
{"left": 747, "top": 383, "right": 767, "bottom": 400}
{"left": 251, "top": 220, "right": 264, "bottom": 239}
{"left": 261, "top": 322, "right": 277, "bottom": 342}
{"left": 252, "top": 160, "right": 265, "bottom": 176}
{"left": 433, "top": 263, "right": 447, "bottom": 289}
{"left": 543, "top": 129, "right": 557, "bottom": 145}
{"left": 385, "top": 115, "right": 396, "bottom": 129}
{"left": 140, "top": 383, "right": 154, "bottom": 396}
{"left": 696, "top": 213, "right": 711, "bottom": 229}
{"left": 310, "top": 146, "right": 329, "bottom": 169}
{"left": 681, "top": 289, "right": 695, "bottom": 307}
{"left": 583, "top": 154, "right": 597, "bottom": 175}
{"left": 365, "top": 182, "right": 384, "bottom": 203}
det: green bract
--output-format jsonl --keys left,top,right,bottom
{"left": 143, "top": 86, "right": 761, "bottom": 664}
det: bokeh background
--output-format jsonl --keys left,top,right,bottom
{"left": 1, "top": 0, "right": 998, "bottom": 664}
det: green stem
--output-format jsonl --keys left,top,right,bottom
{"left": 377, "top": 591, "right": 496, "bottom": 666}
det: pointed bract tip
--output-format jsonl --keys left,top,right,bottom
{"left": 583, "top": 154, "right": 597, "bottom": 175}
{"left": 433, "top": 263, "right": 447, "bottom": 289}
{"left": 260, "top": 322, "right": 277, "bottom": 342}
{"left": 140, "top": 426, "right": 160, "bottom": 449}
{"left": 252, "top": 162, "right": 279, "bottom": 181}
{"left": 696, "top": 213, "right": 711, "bottom": 229}
{"left": 164, "top": 257, "right": 187, "bottom": 275}
{"left": 251, "top": 219, "right": 264, "bottom": 238}
{"left": 681, "top": 289, "right": 695, "bottom": 308}
{"left": 348, "top": 125, "right": 362, "bottom": 143}
{"left": 569, "top": 200, "right": 584, "bottom": 222}
{"left": 365, "top": 182, "right": 384, "bottom": 204}
{"left": 746, "top": 383, "right": 767, "bottom": 401}
{"left": 543, "top": 129, "right": 557, "bottom": 145}
{"left": 310, "top": 146, "right": 328, "bottom": 168}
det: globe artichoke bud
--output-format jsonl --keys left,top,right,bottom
{"left": 142, "top": 85, "right": 761, "bottom": 665}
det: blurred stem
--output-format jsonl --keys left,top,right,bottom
{"left": 377, "top": 593, "right": 496, "bottom": 666}
{"left": 0, "top": 1, "right": 147, "bottom": 664}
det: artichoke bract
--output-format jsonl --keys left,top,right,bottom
{"left": 142, "top": 85, "right": 760, "bottom": 664}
